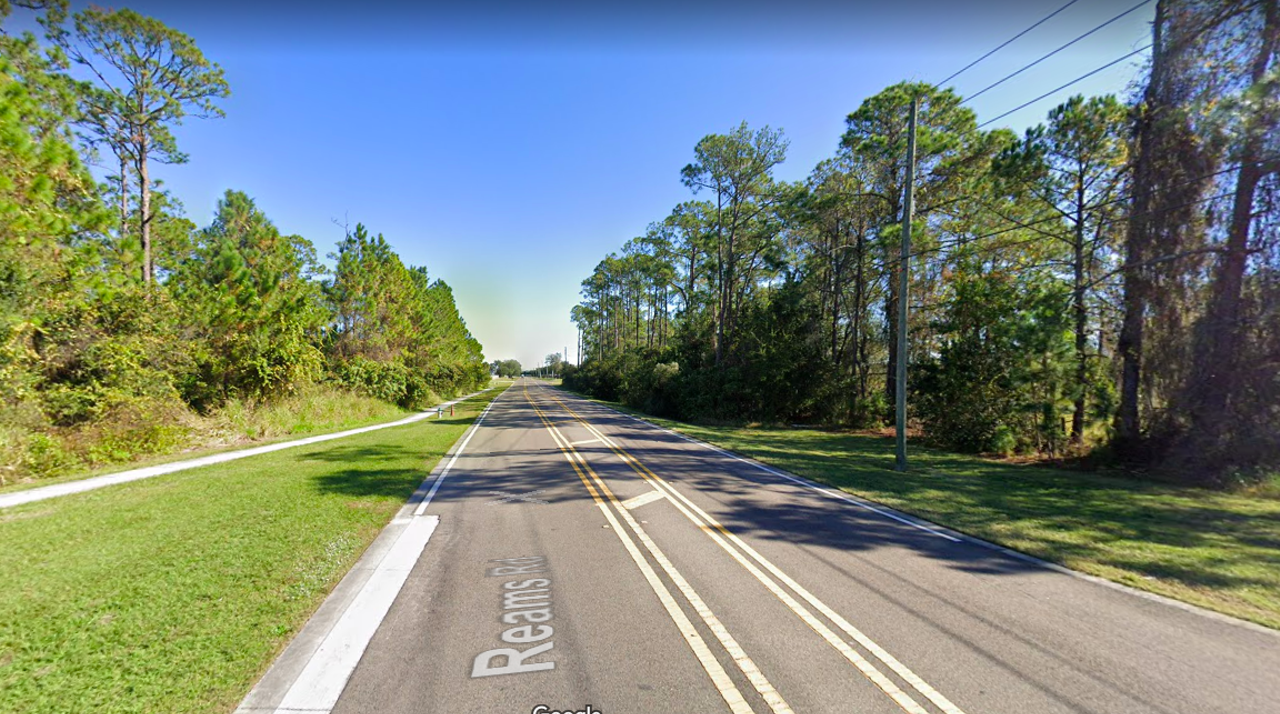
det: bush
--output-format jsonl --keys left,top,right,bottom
{"left": 330, "top": 357, "right": 412, "bottom": 406}
{"left": 210, "top": 385, "right": 407, "bottom": 440}
{"left": 23, "top": 432, "right": 82, "bottom": 478}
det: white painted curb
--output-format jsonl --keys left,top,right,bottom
{"left": 235, "top": 385, "right": 506, "bottom": 713}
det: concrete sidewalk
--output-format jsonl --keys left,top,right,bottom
{"left": 0, "top": 388, "right": 494, "bottom": 510}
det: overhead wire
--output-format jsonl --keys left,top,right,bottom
{"left": 900, "top": 186, "right": 1238, "bottom": 316}
{"left": 905, "top": 154, "right": 1275, "bottom": 263}
{"left": 976, "top": 45, "right": 1153, "bottom": 129}
{"left": 961, "top": 0, "right": 1154, "bottom": 103}
{"left": 937, "top": 0, "right": 1083, "bottom": 86}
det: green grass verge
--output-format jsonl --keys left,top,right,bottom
{"left": 0, "top": 384, "right": 507, "bottom": 714}
{"left": 0, "top": 383, "right": 508, "bottom": 496}
{"left": 583, "top": 396, "right": 1280, "bottom": 630}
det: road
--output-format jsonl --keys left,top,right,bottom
{"left": 260, "top": 378, "right": 1280, "bottom": 714}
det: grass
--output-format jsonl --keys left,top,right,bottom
{"left": 585, "top": 398, "right": 1280, "bottom": 630}
{"left": 210, "top": 384, "right": 413, "bottom": 442}
{"left": 0, "top": 383, "right": 507, "bottom": 496}
{"left": 0, "top": 384, "right": 507, "bottom": 714}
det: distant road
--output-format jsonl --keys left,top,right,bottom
{"left": 243, "top": 377, "right": 1280, "bottom": 714}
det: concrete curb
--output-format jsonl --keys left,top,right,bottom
{"left": 235, "top": 385, "right": 507, "bottom": 713}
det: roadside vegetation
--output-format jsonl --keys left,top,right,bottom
{"left": 600, "top": 401, "right": 1280, "bottom": 629}
{"left": 0, "top": 385, "right": 506, "bottom": 714}
{"left": 0, "top": 3, "right": 489, "bottom": 486}
{"left": 564, "top": 1, "right": 1279, "bottom": 488}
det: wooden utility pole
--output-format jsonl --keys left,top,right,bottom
{"left": 895, "top": 97, "right": 919, "bottom": 472}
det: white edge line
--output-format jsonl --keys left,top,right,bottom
{"left": 412, "top": 395, "right": 499, "bottom": 516}
{"left": 585, "top": 398, "right": 956, "bottom": 542}
{"left": 236, "top": 386, "right": 511, "bottom": 714}
{"left": 273, "top": 515, "right": 441, "bottom": 713}
{"left": 556, "top": 388, "right": 1280, "bottom": 639}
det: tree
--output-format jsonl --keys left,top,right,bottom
{"left": 915, "top": 267, "right": 1072, "bottom": 454}
{"left": 170, "top": 190, "right": 325, "bottom": 405}
{"left": 995, "top": 95, "right": 1129, "bottom": 444}
{"left": 325, "top": 224, "right": 486, "bottom": 406}
{"left": 496, "top": 359, "right": 522, "bottom": 378}
{"left": 839, "top": 82, "right": 996, "bottom": 418}
{"left": 681, "top": 122, "right": 789, "bottom": 365}
{"left": 1187, "top": 0, "right": 1280, "bottom": 460}
{"left": 62, "top": 7, "right": 229, "bottom": 284}
{"left": 545, "top": 352, "right": 563, "bottom": 377}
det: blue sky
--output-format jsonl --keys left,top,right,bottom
{"left": 23, "top": 1, "right": 1154, "bottom": 369}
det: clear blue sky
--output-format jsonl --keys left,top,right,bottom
{"left": 33, "top": 1, "right": 1153, "bottom": 369}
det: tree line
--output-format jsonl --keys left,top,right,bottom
{"left": 566, "top": 0, "right": 1279, "bottom": 486}
{"left": 1, "top": 1, "right": 487, "bottom": 480}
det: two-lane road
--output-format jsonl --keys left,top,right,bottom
{"left": 310, "top": 378, "right": 1279, "bottom": 713}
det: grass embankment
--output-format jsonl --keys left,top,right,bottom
{"left": 0, "top": 384, "right": 507, "bottom": 714}
{"left": 594, "top": 400, "right": 1280, "bottom": 630}
{"left": 0, "top": 382, "right": 509, "bottom": 495}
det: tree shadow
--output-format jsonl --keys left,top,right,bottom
{"left": 566, "top": 402, "right": 1280, "bottom": 606}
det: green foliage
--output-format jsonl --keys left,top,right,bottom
{"left": 494, "top": 358, "right": 522, "bottom": 378}
{"left": 914, "top": 269, "right": 1072, "bottom": 455}
{"left": 330, "top": 355, "right": 421, "bottom": 407}
{"left": 62, "top": 5, "right": 230, "bottom": 283}
{"left": 171, "top": 190, "right": 325, "bottom": 407}
{"left": 324, "top": 224, "right": 487, "bottom": 407}
{"left": 0, "top": 11, "right": 486, "bottom": 481}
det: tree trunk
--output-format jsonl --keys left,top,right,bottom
{"left": 138, "top": 135, "right": 152, "bottom": 285}
{"left": 1116, "top": 0, "right": 1170, "bottom": 449}
{"left": 831, "top": 229, "right": 843, "bottom": 368}
{"left": 714, "top": 196, "right": 725, "bottom": 366}
{"left": 118, "top": 151, "right": 129, "bottom": 270}
{"left": 1191, "top": 0, "right": 1279, "bottom": 442}
{"left": 884, "top": 259, "right": 899, "bottom": 419}
{"left": 1072, "top": 178, "right": 1088, "bottom": 444}
{"left": 852, "top": 229, "right": 866, "bottom": 415}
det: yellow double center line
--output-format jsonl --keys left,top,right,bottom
{"left": 542, "top": 388, "right": 967, "bottom": 714}
{"left": 524, "top": 386, "right": 792, "bottom": 714}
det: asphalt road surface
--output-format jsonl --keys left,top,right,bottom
{"left": 321, "top": 378, "right": 1279, "bottom": 714}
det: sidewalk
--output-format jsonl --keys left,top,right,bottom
{"left": 0, "top": 388, "right": 492, "bottom": 510}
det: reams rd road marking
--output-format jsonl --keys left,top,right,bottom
{"left": 524, "top": 385, "right": 792, "bottom": 714}
{"left": 543, "top": 388, "right": 967, "bottom": 714}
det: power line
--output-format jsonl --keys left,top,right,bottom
{"left": 962, "top": 0, "right": 1154, "bottom": 104}
{"left": 912, "top": 163, "right": 1259, "bottom": 262}
{"left": 938, "top": 0, "right": 1083, "bottom": 86}
{"left": 906, "top": 188, "right": 1234, "bottom": 290}
{"left": 977, "top": 44, "right": 1153, "bottom": 129}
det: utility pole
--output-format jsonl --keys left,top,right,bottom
{"left": 895, "top": 97, "right": 918, "bottom": 473}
